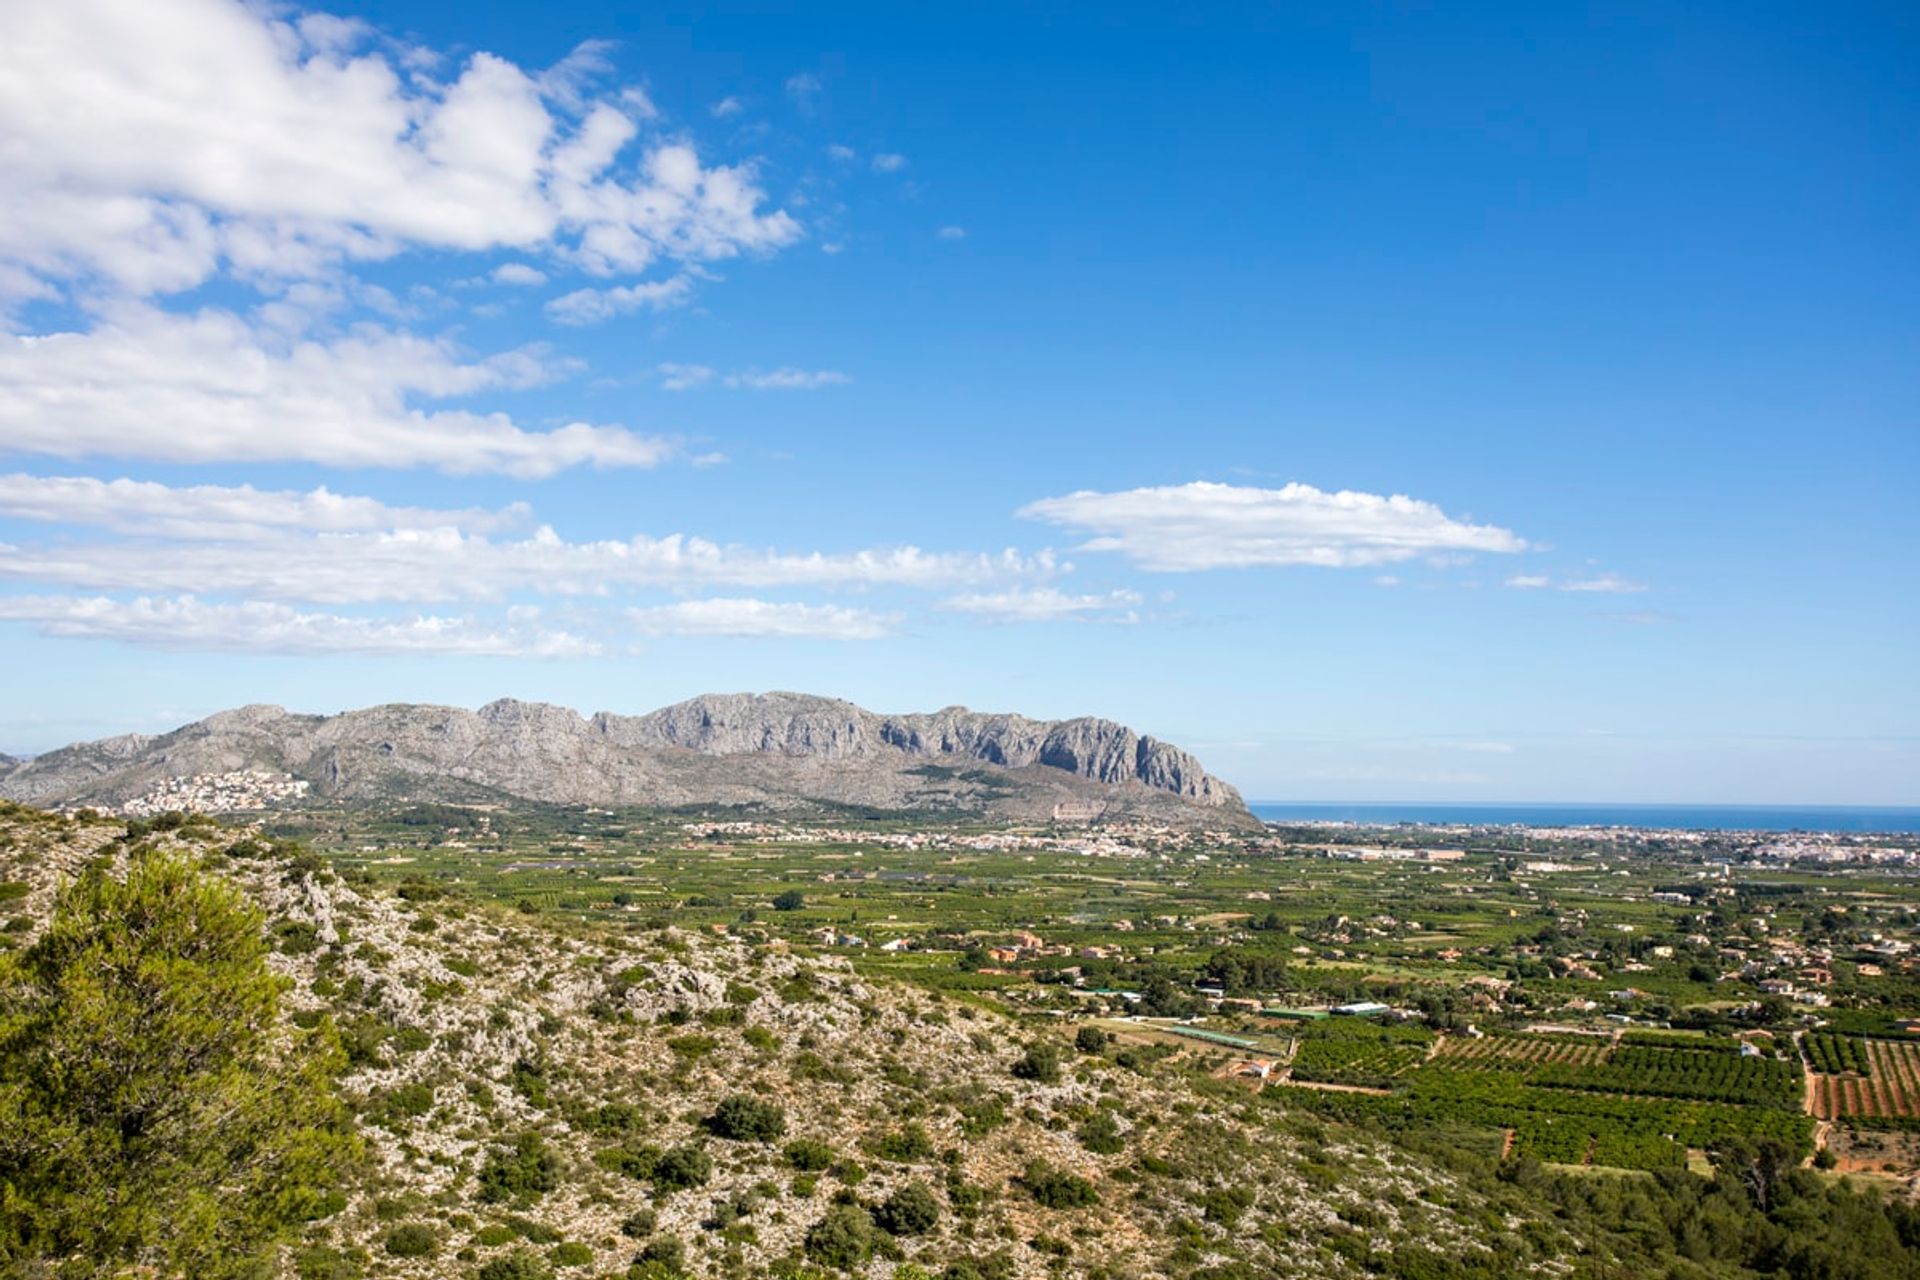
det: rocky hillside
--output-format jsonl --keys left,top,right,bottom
{"left": 0, "top": 694, "right": 1254, "bottom": 827}
{"left": 0, "top": 805, "right": 1556, "bottom": 1279}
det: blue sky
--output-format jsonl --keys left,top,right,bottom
{"left": 0, "top": 0, "right": 1913, "bottom": 803}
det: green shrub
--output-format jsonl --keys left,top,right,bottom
{"left": 385, "top": 1223, "right": 438, "bottom": 1257}
{"left": 875, "top": 1182, "right": 941, "bottom": 1236}
{"left": 475, "top": 1248, "right": 553, "bottom": 1280}
{"left": 1078, "top": 1111, "right": 1125, "bottom": 1155}
{"left": 1012, "top": 1043, "right": 1061, "bottom": 1083}
{"left": 805, "top": 1205, "right": 878, "bottom": 1270}
{"left": 1020, "top": 1161, "right": 1098, "bottom": 1209}
{"left": 478, "top": 1133, "right": 560, "bottom": 1203}
{"left": 785, "top": 1138, "right": 836, "bottom": 1171}
{"left": 550, "top": 1240, "right": 592, "bottom": 1266}
{"left": 651, "top": 1144, "right": 712, "bottom": 1193}
{"left": 705, "top": 1094, "right": 786, "bottom": 1142}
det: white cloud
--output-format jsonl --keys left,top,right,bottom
{"left": 940, "top": 587, "right": 1142, "bottom": 623}
{"left": 491, "top": 261, "right": 548, "bottom": 286}
{"left": 937, "top": 225, "right": 966, "bottom": 240}
{"left": 0, "top": 594, "right": 598, "bottom": 656}
{"left": 545, "top": 273, "right": 695, "bottom": 325}
{"left": 0, "top": 473, "right": 530, "bottom": 538}
{"left": 656, "top": 362, "right": 717, "bottom": 391}
{"left": 0, "top": 0, "right": 800, "bottom": 298}
{"left": 1020, "top": 480, "right": 1526, "bottom": 571}
{"left": 627, "top": 597, "right": 894, "bottom": 639}
{"left": 1505, "top": 572, "right": 1647, "bottom": 594}
{"left": 0, "top": 522, "right": 1059, "bottom": 604}
{"left": 724, "top": 368, "right": 850, "bottom": 390}
{"left": 709, "top": 96, "right": 744, "bottom": 119}
{"left": 825, "top": 145, "right": 857, "bottom": 163}
{"left": 655, "top": 365, "right": 850, "bottom": 391}
{"left": 0, "top": 305, "right": 674, "bottom": 476}
{"left": 785, "top": 73, "right": 822, "bottom": 103}
{"left": 1563, "top": 573, "right": 1647, "bottom": 594}
{"left": 871, "top": 153, "right": 907, "bottom": 173}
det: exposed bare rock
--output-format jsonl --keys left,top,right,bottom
{"left": 0, "top": 693, "right": 1256, "bottom": 827}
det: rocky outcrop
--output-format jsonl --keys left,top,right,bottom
{"left": 0, "top": 693, "right": 1254, "bottom": 826}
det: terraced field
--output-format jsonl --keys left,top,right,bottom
{"left": 1809, "top": 1038, "right": 1920, "bottom": 1123}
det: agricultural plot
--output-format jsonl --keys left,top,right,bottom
{"left": 1810, "top": 1038, "right": 1920, "bottom": 1124}
{"left": 1531, "top": 1042, "right": 1803, "bottom": 1110}
{"left": 1276, "top": 1066, "right": 1814, "bottom": 1172}
{"left": 1288, "top": 1021, "right": 1433, "bottom": 1088}
{"left": 1807, "top": 1032, "right": 1871, "bottom": 1076}
{"left": 1432, "top": 1032, "right": 1609, "bottom": 1072}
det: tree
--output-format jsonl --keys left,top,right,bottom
{"left": 773, "top": 890, "right": 806, "bottom": 912}
{"left": 1074, "top": 1026, "right": 1108, "bottom": 1054}
{"left": 1012, "top": 1042, "right": 1061, "bottom": 1083}
{"left": 805, "top": 1204, "right": 878, "bottom": 1270}
{"left": 704, "top": 1094, "right": 786, "bottom": 1142}
{"left": 875, "top": 1182, "right": 941, "bottom": 1236}
{"left": 0, "top": 850, "right": 355, "bottom": 1277}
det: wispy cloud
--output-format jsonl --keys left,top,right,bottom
{"left": 490, "top": 262, "right": 548, "bottom": 286}
{"left": 0, "top": 474, "right": 530, "bottom": 539}
{"left": 871, "top": 153, "right": 907, "bottom": 173}
{"left": 627, "top": 598, "right": 895, "bottom": 639}
{"left": 546, "top": 274, "right": 696, "bottom": 326}
{"left": 0, "top": 595, "right": 599, "bottom": 657}
{"left": 1021, "top": 480, "right": 1526, "bottom": 571}
{"left": 726, "top": 368, "right": 850, "bottom": 390}
{"left": 785, "top": 73, "right": 822, "bottom": 105}
{"left": 654, "top": 364, "right": 850, "bottom": 391}
{"left": 940, "top": 587, "right": 1142, "bottom": 623}
{"left": 1506, "top": 572, "right": 1647, "bottom": 594}
{"left": 937, "top": 225, "right": 967, "bottom": 240}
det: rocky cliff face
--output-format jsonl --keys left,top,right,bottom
{"left": 0, "top": 693, "right": 1254, "bottom": 826}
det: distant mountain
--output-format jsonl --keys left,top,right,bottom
{"left": 0, "top": 693, "right": 1254, "bottom": 826}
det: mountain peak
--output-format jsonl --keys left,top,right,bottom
{"left": 0, "top": 693, "right": 1253, "bottom": 826}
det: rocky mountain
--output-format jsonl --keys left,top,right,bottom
{"left": 0, "top": 693, "right": 1255, "bottom": 826}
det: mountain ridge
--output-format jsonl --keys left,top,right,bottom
{"left": 0, "top": 692, "right": 1255, "bottom": 826}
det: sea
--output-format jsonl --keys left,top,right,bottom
{"left": 1248, "top": 802, "right": 1920, "bottom": 835}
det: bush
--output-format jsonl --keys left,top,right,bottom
{"left": 1020, "top": 1161, "right": 1099, "bottom": 1209}
{"left": 385, "top": 1222, "right": 438, "bottom": 1257}
{"left": 704, "top": 1094, "right": 786, "bottom": 1142}
{"left": 1012, "top": 1042, "right": 1061, "bottom": 1083}
{"left": 1078, "top": 1110, "right": 1125, "bottom": 1155}
{"left": 773, "top": 890, "right": 806, "bottom": 911}
{"left": 1075, "top": 1026, "right": 1109, "bottom": 1054}
{"left": 785, "top": 1138, "right": 836, "bottom": 1171}
{"left": 651, "top": 1144, "right": 712, "bottom": 1193}
{"left": 872, "top": 1123, "right": 935, "bottom": 1162}
{"left": 475, "top": 1247, "right": 553, "bottom": 1280}
{"left": 550, "top": 1240, "right": 592, "bottom": 1266}
{"left": 633, "top": 1235, "right": 685, "bottom": 1275}
{"left": 805, "top": 1204, "right": 878, "bottom": 1270}
{"left": 875, "top": 1182, "right": 942, "bottom": 1236}
{"left": 478, "top": 1133, "right": 560, "bottom": 1203}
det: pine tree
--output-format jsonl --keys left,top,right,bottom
{"left": 0, "top": 849, "right": 356, "bottom": 1276}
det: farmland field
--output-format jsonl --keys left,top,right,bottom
{"left": 1809, "top": 1038, "right": 1920, "bottom": 1123}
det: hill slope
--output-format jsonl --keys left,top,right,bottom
{"left": 0, "top": 694, "right": 1254, "bottom": 827}
{"left": 0, "top": 807, "right": 1535, "bottom": 1279}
